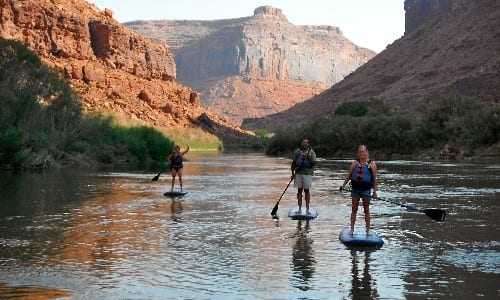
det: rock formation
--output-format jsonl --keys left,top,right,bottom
{"left": 0, "top": 0, "right": 252, "bottom": 147}
{"left": 242, "top": 0, "right": 500, "bottom": 131}
{"left": 126, "top": 6, "right": 375, "bottom": 124}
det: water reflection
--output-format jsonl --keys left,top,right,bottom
{"left": 0, "top": 154, "right": 498, "bottom": 299}
{"left": 291, "top": 220, "right": 316, "bottom": 291}
{"left": 349, "top": 250, "right": 379, "bottom": 299}
{"left": 170, "top": 198, "right": 183, "bottom": 223}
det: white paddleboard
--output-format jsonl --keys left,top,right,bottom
{"left": 339, "top": 227, "right": 384, "bottom": 248}
{"left": 287, "top": 206, "right": 318, "bottom": 220}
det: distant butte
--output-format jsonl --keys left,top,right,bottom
{"left": 125, "top": 6, "right": 375, "bottom": 125}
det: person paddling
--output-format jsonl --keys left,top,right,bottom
{"left": 340, "top": 145, "right": 378, "bottom": 235}
{"left": 291, "top": 138, "right": 317, "bottom": 215}
{"left": 168, "top": 145, "right": 189, "bottom": 192}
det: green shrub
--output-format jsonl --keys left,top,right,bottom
{"left": 266, "top": 97, "right": 497, "bottom": 156}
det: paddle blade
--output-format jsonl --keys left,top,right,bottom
{"left": 152, "top": 174, "right": 160, "bottom": 181}
{"left": 271, "top": 203, "right": 279, "bottom": 216}
{"left": 424, "top": 208, "right": 446, "bottom": 222}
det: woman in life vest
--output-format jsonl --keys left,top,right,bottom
{"left": 291, "top": 138, "right": 317, "bottom": 214}
{"left": 340, "top": 145, "right": 378, "bottom": 235}
{"left": 168, "top": 145, "right": 189, "bottom": 192}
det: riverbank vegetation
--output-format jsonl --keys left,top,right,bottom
{"left": 266, "top": 97, "right": 499, "bottom": 158}
{"left": 0, "top": 39, "right": 175, "bottom": 169}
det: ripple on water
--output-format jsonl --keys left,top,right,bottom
{"left": 0, "top": 154, "right": 499, "bottom": 299}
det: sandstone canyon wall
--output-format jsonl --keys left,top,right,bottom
{"left": 0, "top": 0, "right": 250, "bottom": 146}
{"left": 242, "top": 0, "right": 500, "bottom": 131}
{"left": 126, "top": 6, "right": 375, "bottom": 124}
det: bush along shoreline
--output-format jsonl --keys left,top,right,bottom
{"left": 265, "top": 98, "right": 499, "bottom": 159}
{"left": 0, "top": 39, "right": 175, "bottom": 170}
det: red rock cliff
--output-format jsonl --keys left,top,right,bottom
{"left": 0, "top": 0, "right": 249, "bottom": 143}
{"left": 126, "top": 6, "right": 375, "bottom": 124}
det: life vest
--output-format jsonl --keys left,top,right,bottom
{"left": 170, "top": 154, "right": 183, "bottom": 167}
{"left": 351, "top": 159, "right": 373, "bottom": 190}
{"left": 294, "top": 148, "right": 312, "bottom": 168}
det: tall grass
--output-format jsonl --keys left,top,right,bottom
{"left": 161, "top": 127, "right": 222, "bottom": 151}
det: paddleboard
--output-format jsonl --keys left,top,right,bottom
{"left": 339, "top": 227, "right": 384, "bottom": 248}
{"left": 288, "top": 206, "right": 318, "bottom": 220}
{"left": 163, "top": 191, "right": 188, "bottom": 197}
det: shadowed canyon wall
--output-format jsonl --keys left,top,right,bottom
{"left": 242, "top": 0, "right": 499, "bottom": 131}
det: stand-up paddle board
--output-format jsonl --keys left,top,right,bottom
{"left": 339, "top": 227, "right": 383, "bottom": 247}
{"left": 164, "top": 191, "right": 188, "bottom": 197}
{"left": 288, "top": 206, "right": 318, "bottom": 220}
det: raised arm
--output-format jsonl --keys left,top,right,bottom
{"left": 181, "top": 145, "right": 190, "bottom": 156}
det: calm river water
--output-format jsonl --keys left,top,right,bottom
{"left": 0, "top": 152, "right": 498, "bottom": 299}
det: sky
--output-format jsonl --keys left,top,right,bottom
{"left": 89, "top": 0, "right": 405, "bottom": 53}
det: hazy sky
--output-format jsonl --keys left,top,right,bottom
{"left": 90, "top": 0, "right": 405, "bottom": 52}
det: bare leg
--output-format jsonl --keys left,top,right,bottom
{"left": 363, "top": 199, "right": 371, "bottom": 234}
{"left": 304, "top": 189, "right": 310, "bottom": 213}
{"left": 350, "top": 198, "right": 359, "bottom": 234}
{"left": 178, "top": 168, "right": 184, "bottom": 191}
{"left": 171, "top": 169, "right": 177, "bottom": 191}
{"left": 297, "top": 188, "right": 303, "bottom": 211}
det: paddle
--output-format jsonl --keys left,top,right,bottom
{"left": 271, "top": 174, "right": 295, "bottom": 217}
{"left": 152, "top": 164, "right": 170, "bottom": 181}
{"left": 340, "top": 187, "right": 446, "bottom": 222}
{"left": 374, "top": 196, "right": 446, "bottom": 222}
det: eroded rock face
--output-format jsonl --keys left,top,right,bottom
{"left": 126, "top": 6, "right": 375, "bottom": 124}
{"left": 242, "top": 0, "right": 500, "bottom": 131}
{"left": 0, "top": 0, "right": 249, "bottom": 141}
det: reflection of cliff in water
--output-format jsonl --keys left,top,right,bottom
{"left": 291, "top": 220, "right": 316, "bottom": 291}
{"left": 350, "top": 250, "right": 379, "bottom": 299}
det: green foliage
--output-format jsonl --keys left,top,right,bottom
{"left": 0, "top": 39, "right": 174, "bottom": 169}
{"left": 334, "top": 99, "right": 390, "bottom": 117}
{"left": 418, "top": 95, "right": 500, "bottom": 150}
{"left": 267, "top": 97, "right": 498, "bottom": 156}
{"left": 109, "top": 126, "right": 174, "bottom": 162}
{"left": 254, "top": 128, "right": 270, "bottom": 138}
{"left": 334, "top": 101, "right": 368, "bottom": 117}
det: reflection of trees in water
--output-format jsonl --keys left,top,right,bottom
{"left": 350, "top": 250, "right": 379, "bottom": 299}
{"left": 291, "top": 220, "right": 316, "bottom": 291}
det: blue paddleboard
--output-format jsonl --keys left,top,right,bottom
{"left": 339, "top": 227, "right": 384, "bottom": 248}
{"left": 288, "top": 206, "right": 318, "bottom": 220}
{"left": 164, "top": 191, "right": 188, "bottom": 197}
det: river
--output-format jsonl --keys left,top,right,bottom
{"left": 0, "top": 152, "right": 498, "bottom": 299}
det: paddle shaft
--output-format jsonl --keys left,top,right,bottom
{"left": 271, "top": 174, "right": 295, "bottom": 216}
{"left": 152, "top": 164, "right": 170, "bottom": 181}
{"left": 374, "top": 196, "right": 446, "bottom": 222}
{"left": 373, "top": 196, "right": 411, "bottom": 209}
{"left": 341, "top": 187, "right": 445, "bottom": 222}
